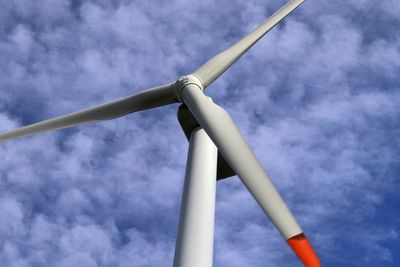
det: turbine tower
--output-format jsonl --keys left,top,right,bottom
{"left": 0, "top": 0, "right": 320, "bottom": 266}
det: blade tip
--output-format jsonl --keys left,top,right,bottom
{"left": 287, "top": 233, "right": 321, "bottom": 267}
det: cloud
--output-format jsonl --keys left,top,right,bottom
{"left": 0, "top": 0, "right": 399, "bottom": 267}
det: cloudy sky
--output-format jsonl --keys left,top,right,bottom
{"left": 0, "top": 0, "right": 399, "bottom": 266}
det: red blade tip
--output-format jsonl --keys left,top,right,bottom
{"left": 287, "top": 233, "right": 321, "bottom": 267}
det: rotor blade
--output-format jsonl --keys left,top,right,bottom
{"left": 193, "top": 0, "right": 304, "bottom": 89}
{"left": 0, "top": 83, "right": 176, "bottom": 142}
{"left": 181, "top": 84, "right": 320, "bottom": 267}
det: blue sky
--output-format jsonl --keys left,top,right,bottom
{"left": 0, "top": 0, "right": 399, "bottom": 266}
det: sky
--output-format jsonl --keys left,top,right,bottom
{"left": 0, "top": 0, "right": 399, "bottom": 266}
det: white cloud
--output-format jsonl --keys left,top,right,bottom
{"left": 0, "top": 0, "right": 399, "bottom": 267}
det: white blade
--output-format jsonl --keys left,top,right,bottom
{"left": 0, "top": 83, "right": 176, "bottom": 142}
{"left": 193, "top": 0, "right": 304, "bottom": 89}
{"left": 181, "top": 85, "right": 321, "bottom": 266}
{"left": 181, "top": 84, "right": 302, "bottom": 239}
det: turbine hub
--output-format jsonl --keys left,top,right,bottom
{"left": 172, "top": 74, "right": 204, "bottom": 102}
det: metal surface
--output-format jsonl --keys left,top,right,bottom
{"left": 173, "top": 127, "right": 218, "bottom": 267}
{"left": 177, "top": 104, "right": 236, "bottom": 180}
{"left": 193, "top": 0, "right": 304, "bottom": 89}
{"left": 0, "top": 83, "right": 176, "bottom": 142}
{"left": 181, "top": 84, "right": 303, "bottom": 239}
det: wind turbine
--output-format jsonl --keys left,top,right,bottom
{"left": 0, "top": 0, "right": 320, "bottom": 266}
